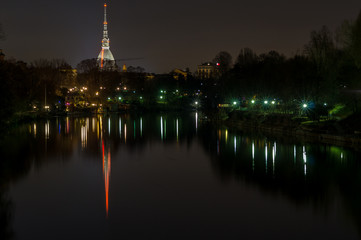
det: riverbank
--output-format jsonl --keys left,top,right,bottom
{"left": 221, "top": 110, "right": 361, "bottom": 148}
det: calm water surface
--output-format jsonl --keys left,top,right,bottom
{"left": 1, "top": 113, "right": 361, "bottom": 239}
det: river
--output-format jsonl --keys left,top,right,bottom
{"left": 1, "top": 112, "right": 360, "bottom": 239}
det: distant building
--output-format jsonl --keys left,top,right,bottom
{"left": 172, "top": 68, "right": 188, "bottom": 80}
{"left": 97, "top": 2, "right": 116, "bottom": 70}
{"left": 0, "top": 49, "right": 5, "bottom": 61}
{"left": 197, "top": 62, "right": 215, "bottom": 79}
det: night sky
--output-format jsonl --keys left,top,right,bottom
{"left": 1, "top": 0, "right": 360, "bottom": 73}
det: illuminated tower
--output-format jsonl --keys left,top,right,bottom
{"left": 97, "top": 1, "right": 115, "bottom": 70}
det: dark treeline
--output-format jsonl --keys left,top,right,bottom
{"left": 203, "top": 12, "right": 361, "bottom": 117}
{"left": 1, "top": 11, "right": 361, "bottom": 125}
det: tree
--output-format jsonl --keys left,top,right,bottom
{"left": 350, "top": 10, "right": 361, "bottom": 68}
{"left": 213, "top": 51, "right": 232, "bottom": 76}
{"left": 76, "top": 58, "right": 99, "bottom": 74}
{"left": 335, "top": 20, "right": 353, "bottom": 50}
{"left": 304, "top": 25, "right": 338, "bottom": 103}
{"left": 235, "top": 48, "right": 258, "bottom": 68}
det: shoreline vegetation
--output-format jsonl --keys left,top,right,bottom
{"left": 221, "top": 111, "right": 361, "bottom": 149}
{"left": 3, "top": 106, "right": 361, "bottom": 149}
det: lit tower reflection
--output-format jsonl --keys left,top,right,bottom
{"left": 102, "top": 140, "right": 111, "bottom": 217}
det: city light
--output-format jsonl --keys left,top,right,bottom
{"left": 271, "top": 101, "right": 275, "bottom": 105}
{"left": 118, "top": 97, "right": 121, "bottom": 100}
{"left": 303, "top": 104, "right": 308, "bottom": 108}
{"left": 251, "top": 100, "right": 255, "bottom": 104}
{"left": 233, "top": 101, "right": 237, "bottom": 105}
{"left": 264, "top": 100, "right": 268, "bottom": 105}
{"left": 195, "top": 101, "right": 199, "bottom": 105}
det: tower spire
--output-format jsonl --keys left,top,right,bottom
{"left": 103, "top": 2, "right": 108, "bottom": 39}
{"left": 97, "top": 1, "right": 115, "bottom": 70}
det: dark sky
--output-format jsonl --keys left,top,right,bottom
{"left": 0, "top": 0, "right": 360, "bottom": 73}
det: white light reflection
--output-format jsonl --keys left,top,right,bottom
{"left": 176, "top": 119, "right": 179, "bottom": 141}
{"left": 140, "top": 117, "right": 143, "bottom": 137}
{"left": 119, "top": 118, "right": 122, "bottom": 138}
{"left": 160, "top": 117, "right": 163, "bottom": 140}
{"left": 252, "top": 141, "right": 255, "bottom": 171}
{"left": 272, "top": 146, "right": 275, "bottom": 175}
{"left": 45, "top": 121, "right": 50, "bottom": 140}
{"left": 274, "top": 142, "right": 277, "bottom": 158}
{"left": 294, "top": 145, "right": 296, "bottom": 164}
{"left": 265, "top": 143, "right": 268, "bottom": 173}
{"left": 303, "top": 146, "right": 307, "bottom": 176}
{"left": 234, "top": 136, "right": 237, "bottom": 154}
{"left": 195, "top": 112, "right": 198, "bottom": 130}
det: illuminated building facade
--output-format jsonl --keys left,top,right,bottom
{"left": 197, "top": 62, "right": 215, "bottom": 79}
{"left": 97, "top": 2, "right": 116, "bottom": 70}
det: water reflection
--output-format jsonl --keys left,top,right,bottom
{"left": 102, "top": 140, "right": 111, "bottom": 217}
{"left": 33, "top": 123, "right": 36, "bottom": 138}
{"left": 1, "top": 113, "right": 361, "bottom": 239}
{"left": 44, "top": 121, "right": 49, "bottom": 140}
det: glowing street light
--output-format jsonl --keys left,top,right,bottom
{"left": 233, "top": 101, "right": 237, "bottom": 105}
{"left": 303, "top": 104, "right": 308, "bottom": 108}
{"left": 251, "top": 100, "right": 255, "bottom": 104}
{"left": 271, "top": 101, "right": 276, "bottom": 105}
{"left": 264, "top": 100, "right": 268, "bottom": 105}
